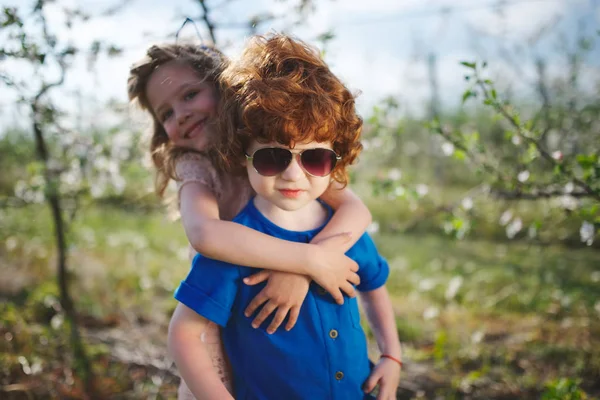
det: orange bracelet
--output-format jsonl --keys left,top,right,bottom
{"left": 381, "top": 354, "right": 403, "bottom": 367}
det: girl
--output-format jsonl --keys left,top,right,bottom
{"left": 169, "top": 33, "right": 402, "bottom": 400}
{"left": 128, "top": 42, "right": 373, "bottom": 395}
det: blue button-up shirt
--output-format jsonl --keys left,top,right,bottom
{"left": 175, "top": 199, "right": 389, "bottom": 400}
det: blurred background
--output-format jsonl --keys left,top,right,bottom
{"left": 1, "top": 0, "right": 599, "bottom": 399}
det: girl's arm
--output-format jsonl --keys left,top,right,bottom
{"left": 359, "top": 287, "right": 402, "bottom": 399}
{"left": 315, "top": 182, "right": 372, "bottom": 252}
{"left": 242, "top": 184, "right": 371, "bottom": 332}
{"left": 168, "top": 303, "right": 234, "bottom": 400}
{"left": 180, "top": 183, "right": 360, "bottom": 304}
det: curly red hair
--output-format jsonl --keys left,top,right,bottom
{"left": 217, "top": 34, "right": 363, "bottom": 186}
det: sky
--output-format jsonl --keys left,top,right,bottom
{"left": 0, "top": 0, "right": 598, "bottom": 131}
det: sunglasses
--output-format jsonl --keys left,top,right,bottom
{"left": 245, "top": 147, "right": 341, "bottom": 177}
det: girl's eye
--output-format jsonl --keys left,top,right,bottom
{"left": 184, "top": 90, "right": 199, "bottom": 101}
{"left": 161, "top": 109, "right": 173, "bottom": 122}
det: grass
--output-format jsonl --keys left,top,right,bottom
{"left": 1, "top": 202, "right": 599, "bottom": 399}
{"left": 376, "top": 232, "right": 600, "bottom": 398}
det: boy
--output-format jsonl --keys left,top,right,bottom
{"left": 168, "top": 34, "right": 402, "bottom": 400}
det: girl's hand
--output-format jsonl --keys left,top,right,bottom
{"left": 308, "top": 233, "right": 361, "bottom": 305}
{"left": 243, "top": 271, "right": 310, "bottom": 333}
{"left": 362, "top": 358, "right": 401, "bottom": 400}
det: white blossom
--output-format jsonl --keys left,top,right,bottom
{"left": 90, "top": 179, "right": 106, "bottom": 198}
{"left": 471, "top": 330, "right": 485, "bottom": 344}
{"left": 416, "top": 184, "right": 429, "bottom": 197}
{"left": 580, "top": 221, "right": 595, "bottom": 246}
{"left": 419, "top": 279, "right": 436, "bottom": 291}
{"left": 499, "top": 210, "right": 513, "bottom": 226}
{"left": 367, "top": 221, "right": 380, "bottom": 234}
{"left": 443, "top": 221, "right": 454, "bottom": 234}
{"left": 50, "top": 313, "right": 64, "bottom": 330}
{"left": 559, "top": 195, "right": 578, "bottom": 211}
{"left": 423, "top": 306, "right": 439, "bottom": 320}
{"left": 371, "top": 137, "right": 383, "bottom": 148}
{"left": 112, "top": 174, "right": 126, "bottom": 194}
{"left": 5, "top": 237, "right": 18, "bottom": 251}
{"left": 506, "top": 218, "right": 523, "bottom": 239}
{"left": 528, "top": 225, "right": 538, "bottom": 239}
{"left": 461, "top": 197, "right": 474, "bottom": 210}
{"left": 517, "top": 170, "right": 530, "bottom": 182}
{"left": 445, "top": 276, "right": 463, "bottom": 300}
{"left": 387, "top": 168, "right": 401, "bottom": 181}
{"left": 564, "top": 182, "right": 575, "bottom": 193}
{"left": 404, "top": 141, "right": 420, "bottom": 156}
{"left": 441, "top": 142, "right": 455, "bottom": 156}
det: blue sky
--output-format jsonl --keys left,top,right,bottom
{"left": 0, "top": 0, "right": 598, "bottom": 130}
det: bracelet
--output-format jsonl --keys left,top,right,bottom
{"left": 381, "top": 354, "right": 403, "bottom": 367}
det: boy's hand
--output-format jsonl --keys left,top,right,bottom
{"left": 362, "top": 357, "right": 401, "bottom": 400}
{"left": 309, "top": 233, "right": 361, "bottom": 305}
{"left": 243, "top": 271, "right": 310, "bottom": 333}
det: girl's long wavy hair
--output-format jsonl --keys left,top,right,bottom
{"left": 217, "top": 34, "right": 363, "bottom": 187}
{"left": 127, "top": 43, "right": 227, "bottom": 197}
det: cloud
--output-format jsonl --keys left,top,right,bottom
{"left": 1, "top": 0, "right": 597, "bottom": 132}
{"left": 463, "top": 0, "right": 569, "bottom": 38}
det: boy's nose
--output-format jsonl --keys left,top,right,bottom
{"left": 281, "top": 155, "right": 304, "bottom": 181}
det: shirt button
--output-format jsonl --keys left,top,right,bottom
{"left": 329, "top": 329, "right": 338, "bottom": 339}
{"left": 335, "top": 371, "right": 344, "bottom": 380}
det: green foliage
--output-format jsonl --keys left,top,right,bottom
{"left": 542, "top": 378, "right": 588, "bottom": 400}
{"left": 23, "top": 281, "right": 61, "bottom": 323}
{"left": 2, "top": 202, "right": 600, "bottom": 398}
{"left": 365, "top": 33, "right": 600, "bottom": 247}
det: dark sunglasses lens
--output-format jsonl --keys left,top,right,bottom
{"left": 252, "top": 148, "right": 292, "bottom": 176}
{"left": 300, "top": 149, "right": 337, "bottom": 176}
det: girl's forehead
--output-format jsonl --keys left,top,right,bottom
{"left": 150, "top": 61, "right": 204, "bottom": 86}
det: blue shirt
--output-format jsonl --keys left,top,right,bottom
{"left": 175, "top": 199, "right": 389, "bottom": 400}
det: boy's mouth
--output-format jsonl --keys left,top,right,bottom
{"left": 278, "top": 189, "right": 303, "bottom": 198}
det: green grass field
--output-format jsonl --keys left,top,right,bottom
{"left": 1, "top": 203, "right": 599, "bottom": 399}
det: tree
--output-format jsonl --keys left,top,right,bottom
{"left": 0, "top": 2, "right": 128, "bottom": 396}
{"left": 366, "top": 28, "right": 599, "bottom": 246}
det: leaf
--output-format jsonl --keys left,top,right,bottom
{"left": 462, "top": 90, "right": 475, "bottom": 104}
{"left": 453, "top": 150, "right": 466, "bottom": 161}
{"left": 107, "top": 46, "right": 122, "bottom": 57}
{"left": 316, "top": 30, "right": 335, "bottom": 43}
{"left": 553, "top": 164, "right": 564, "bottom": 176}
{"left": 2, "top": 7, "right": 23, "bottom": 27}
{"left": 460, "top": 61, "right": 476, "bottom": 69}
{"left": 576, "top": 154, "right": 598, "bottom": 169}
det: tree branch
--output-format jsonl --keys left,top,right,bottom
{"left": 490, "top": 188, "right": 591, "bottom": 200}
{"left": 475, "top": 77, "right": 600, "bottom": 202}
{"left": 198, "top": 0, "right": 217, "bottom": 44}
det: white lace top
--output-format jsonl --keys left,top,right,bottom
{"left": 175, "top": 152, "right": 254, "bottom": 221}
